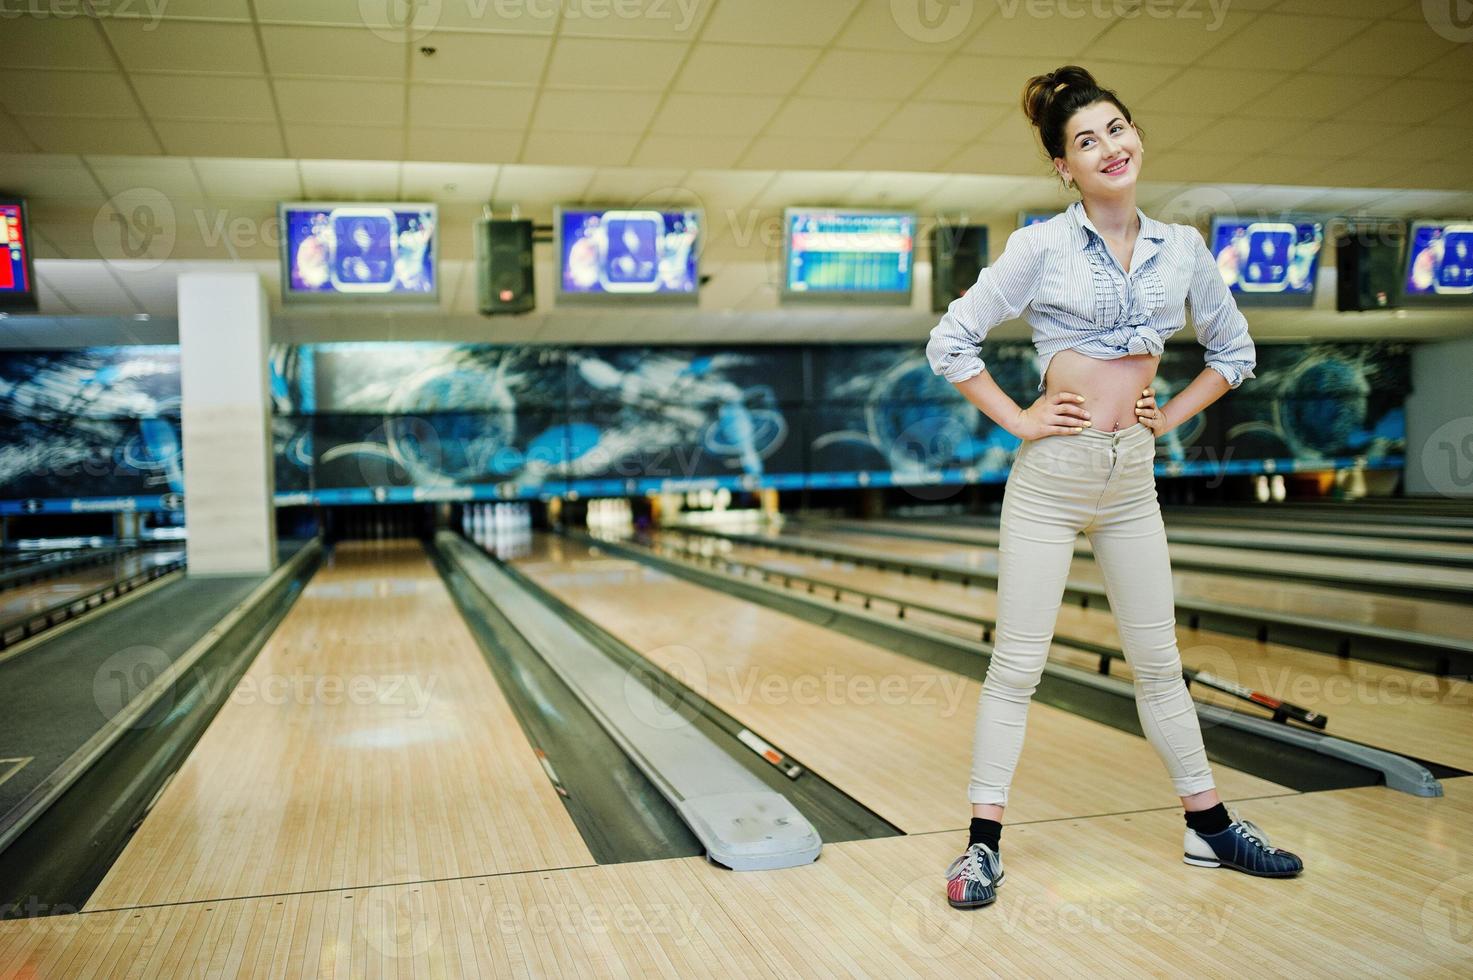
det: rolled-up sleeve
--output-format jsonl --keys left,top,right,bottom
{"left": 926, "top": 226, "right": 1041, "bottom": 384}
{"left": 1187, "top": 228, "right": 1256, "bottom": 389}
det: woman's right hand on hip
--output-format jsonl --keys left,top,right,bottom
{"left": 1014, "top": 391, "right": 1092, "bottom": 441}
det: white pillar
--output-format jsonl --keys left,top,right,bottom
{"left": 1407, "top": 336, "right": 1473, "bottom": 499}
{"left": 178, "top": 272, "right": 277, "bottom": 574}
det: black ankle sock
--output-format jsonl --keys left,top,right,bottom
{"left": 968, "top": 818, "right": 1002, "bottom": 852}
{"left": 1184, "top": 803, "right": 1231, "bottom": 835}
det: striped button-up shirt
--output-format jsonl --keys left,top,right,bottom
{"left": 926, "top": 200, "right": 1257, "bottom": 393}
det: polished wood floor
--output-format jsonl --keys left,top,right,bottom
{"left": 3, "top": 780, "right": 1468, "bottom": 977}
{"left": 514, "top": 536, "right": 1289, "bottom": 832}
{"left": 785, "top": 526, "right": 1471, "bottom": 643}
{"left": 853, "top": 516, "right": 1473, "bottom": 575}
{"left": 2, "top": 535, "right": 1467, "bottom": 978}
{"left": 84, "top": 540, "right": 591, "bottom": 912}
{"left": 0, "top": 551, "right": 179, "bottom": 621}
{"left": 672, "top": 532, "right": 1473, "bottom": 771}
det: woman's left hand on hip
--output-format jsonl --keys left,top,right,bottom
{"left": 1136, "top": 387, "right": 1168, "bottom": 436}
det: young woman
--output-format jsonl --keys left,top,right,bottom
{"left": 927, "top": 65, "right": 1303, "bottom": 911}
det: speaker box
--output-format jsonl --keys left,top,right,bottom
{"left": 930, "top": 223, "right": 988, "bottom": 313}
{"left": 476, "top": 218, "right": 535, "bottom": 315}
{"left": 1335, "top": 225, "right": 1403, "bottom": 311}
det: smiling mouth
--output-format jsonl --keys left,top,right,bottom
{"left": 1102, "top": 158, "right": 1130, "bottom": 175}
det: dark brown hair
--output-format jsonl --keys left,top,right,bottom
{"left": 1022, "top": 65, "right": 1144, "bottom": 177}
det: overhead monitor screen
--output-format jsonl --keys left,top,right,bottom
{"left": 280, "top": 203, "right": 437, "bottom": 303}
{"left": 783, "top": 209, "right": 915, "bottom": 305}
{"left": 0, "top": 199, "right": 37, "bottom": 312}
{"left": 556, "top": 207, "right": 700, "bottom": 304}
{"left": 1403, "top": 221, "right": 1473, "bottom": 304}
{"left": 1210, "top": 217, "right": 1323, "bottom": 307}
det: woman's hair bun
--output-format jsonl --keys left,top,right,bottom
{"left": 1022, "top": 65, "right": 1099, "bottom": 129}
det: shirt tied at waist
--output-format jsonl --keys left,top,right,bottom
{"left": 1096, "top": 323, "right": 1165, "bottom": 357}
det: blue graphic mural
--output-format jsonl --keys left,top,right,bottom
{"left": 0, "top": 340, "right": 1410, "bottom": 510}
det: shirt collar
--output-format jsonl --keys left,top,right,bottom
{"left": 1066, "top": 200, "right": 1168, "bottom": 250}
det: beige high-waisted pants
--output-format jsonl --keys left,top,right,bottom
{"left": 969, "top": 420, "right": 1217, "bottom": 805}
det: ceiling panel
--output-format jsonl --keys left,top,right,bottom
{"left": 398, "top": 162, "right": 501, "bottom": 202}
{"left": 274, "top": 79, "right": 406, "bottom": 125}
{"left": 88, "top": 156, "right": 206, "bottom": 198}
{"left": 739, "top": 137, "right": 860, "bottom": 172}
{"left": 673, "top": 43, "right": 820, "bottom": 96}
{"left": 0, "top": 0, "right": 1458, "bottom": 198}
{"left": 152, "top": 120, "right": 287, "bottom": 157}
{"left": 410, "top": 31, "right": 553, "bottom": 85}
{"left": 1197, "top": 13, "right": 1375, "bottom": 71}
{"left": 408, "top": 84, "right": 537, "bottom": 129}
{"left": 191, "top": 158, "right": 304, "bottom": 199}
{"left": 101, "top": 19, "right": 265, "bottom": 74}
{"left": 799, "top": 50, "right": 940, "bottom": 99}
{"left": 0, "top": 2, "right": 1468, "bottom": 334}
{"left": 962, "top": 7, "right": 1111, "bottom": 57}
{"left": 649, "top": 93, "right": 783, "bottom": 137}
{"left": 835, "top": 0, "right": 985, "bottom": 53}
{"left": 531, "top": 90, "right": 662, "bottom": 134}
{"left": 546, "top": 0, "right": 713, "bottom": 40}
{"left": 0, "top": 14, "right": 114, "bottom": 69}
{"left": 252, "top": 0, "right": 383, "bottom": 28}
{"left": 629, "top": 134, "right": 750, "bottom": 170}
{"left": 259, "top": 25, "right": 408, "bottom": 79}
{"left": 405, "top": 127, "right": 526, "bottom": 164}
{"left": 296, "top": 160, "right": 403, "bottom": 198}
{"left": 16, "top": 116, "right": 161, "bottom": 155}
{"left": 543, "top": 37, "right": 687, "bottom": 90}
{"left": 521, "top": 131, "right": 639, "bottom": 167}
{"left": 282, "top": 123, "right": 403, "bottom": 161}
{"left": 765, "top": 97, "right": 900, "bottom": 140}
{"left": 111, "top": 0, "right": 253, "bottom": 20}
{"left": 131, "top": 74, "right": 277, "bottom": 121}
{"left": 700, "top": 0, "right": 860, "bottom": 47}
{"left": 0, "top": 69, "right": 139, "bottom": 116}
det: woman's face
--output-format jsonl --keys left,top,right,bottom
{"left": 1055, "top": 100, "right": 1143, "bottom": 198}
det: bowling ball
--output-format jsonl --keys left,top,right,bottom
{"left": 1279, "top": 358, "right": 1367, "bottom": 455}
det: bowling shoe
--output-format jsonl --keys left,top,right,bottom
{"left": 944, "top": 842, "right": 1005, "bottom": 909}
{"left": 1184, "top": 813, "right": 1304, "bottom": 877}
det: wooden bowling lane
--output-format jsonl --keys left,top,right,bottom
{"left": 672, "top": 533, "right": 1473, "bottom": 772}
{"left": 784, "top": 526, "right": 1472, "bottom": 643}
{"left": 1165, "top": 514, "right": 1473, "bottom": 544}
{"left": 511, "top": 534, "right": 1290, "bottom": 836}
{"left": 5, "top": 779, "right": 1467, "bottom": 977}
{"left": 851, "top": 515, "right": 1473, "bottom": 567}
{"left": 83, "top": 539, "right": 592, "bottom": 913}
{"left": 0, "top": 549, "right": 180, "bottom": 621}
